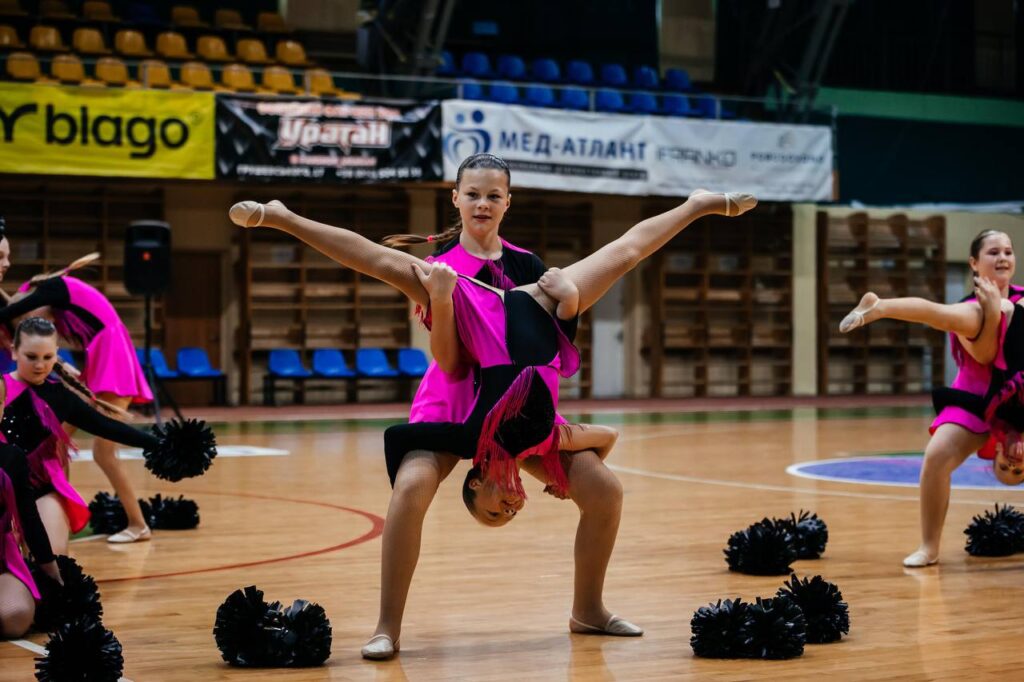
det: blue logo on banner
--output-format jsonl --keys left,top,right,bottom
{"left": 444, "top": 110, "right": 491, "bottom": 165}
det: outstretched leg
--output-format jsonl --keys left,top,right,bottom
{"left": 840, "top": 292, "right": 984, "bottom": 337}
{"left": 230, "top": 200, "right": 431, "bottom": 307}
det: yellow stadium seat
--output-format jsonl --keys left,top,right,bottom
{"left": 95, "top": 56, "right": 140, "bottom": 87}
{"left": 197, "top": 35, "right": 231, "bottom": 62}
{"left": 0, "top": 0, "right": 28, "bottom": 19}
{"left": 83, "top": 1, "right": 121, "bottom": 23}
{"left": 214, "top": 9, "right": 251, "bottom": 31}
{"left": 5, "top": 51, "right": 50, "bottom": 81}
{"left": 261, "top": 65, "right": 301, "bottom": 95}
{"left": 221, "top": 63, "right": 258, "bottom": 93}
{"left": 156, "top": 31, "right": 193, "bottom": 60}
{"left": 171, "top": 5, "right": 208, "bottom": 28}
{"left": 50, "top": 54, "right": 102, "bottom": 86}
{"left": 39, "top": 0, "right": 75, "bottom": 20}
{"left": 139, "top": 59, "right": 173, "bottom": 89}
{"left": 275, "top": 40, "right": 311, "bottom": 67}
{"left": 72, "top": 27, "right": 111, "bottom": 56}
{"left": 236, "top": 38, "right": 272, "bottom": 65}
{"left": 179, "top": 60, "right": 218, "bottom": 90}
{"left": 0, "top": 24, "right": 24, "bottom": 49}
{"left": 257, "top": 11, "right": 290, "bottom": 34}
{"left": 305, "top": 68, "right": 341, "bottom": 97}
{"left": 29, "top": 25, "right": 68, "bottom": 53}
{"left": 114, "top": 29, "right": 153, "bottom": 57}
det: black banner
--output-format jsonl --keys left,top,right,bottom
{"left": 216, "top": 95, "right": 442, "bottom": 182}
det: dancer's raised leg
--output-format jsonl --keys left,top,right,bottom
{"left": 840, "top": 292, "right": 988, "bottom": 336}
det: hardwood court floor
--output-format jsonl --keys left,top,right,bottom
{"left": 4, "top": 400, "right": 1024, "bottom": 681}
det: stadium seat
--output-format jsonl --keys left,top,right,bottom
{"left": 136, "top": 348, "right": 179, "bottom": 379}
{"left": 39, "top": 0, "right": 75, "bottom": 21}
{"left": 599, "top": 63, "right": 628, "bottom": 88}
{"left": 73, "top": 27, "right": 111, "bottom": 56}
{"left": 139, "top": 59, "right": 174, "bottom": 89}
{"left": 565, "top": 59, "right": 594, "bottom": 85}
{"left": 306, "top": 68, "right": 341, "bottom": 97}
{"left": 0, "top": 0, "right": 27, "bottom": 19}
{"left": 261, "top": 65, "right": 302, "bottom": 95}
{"left": 633, "top": 65, "right": 659, "bottom": 90}
{"left": 458, "top": 78, "right": 483, "bottom": 100}
{"left": 177, "top": 347, "right": 225, "bottom": 378}
{"left": 237, "top": 38, "right": 273, "bottom": 65}
{"left": 460, "top": 51, "right": 491, "bottom": 78}
{"left": 50, "top": 54, "right": 101, "bottom": 86}
{"left": 664, "top": 67, "right": 692, "bottom": 92}
{"left": 220, "top": 63, "right": 258, "bottom": 92}
{"left": 692, "top": 95, "right": 719, "bottom": 118}
{"left": 275, "top": 40, "right": 311, "bottom": 67}
{"left": 488, "top": 80, "right": 519, "bottom": 104}
{"left": 215, "top": 9, "right": 251, "bottom": 32}
{"left": 268, "top": 349, "right": 312, "bottom": 378}
{"left": 95, "top": 57, "right": 140, "bottom": 87}
{"left": 0, "top": 24, "right": 24, "bottom": 49}
{"left": 57, "top": 348, "right": 76, "bottom": 368}
{"left": 531, "top": 57, "right": 560, "bottom": 83}
{"left": 436, "top": 49, "right": 455, "bottom": 76}
{"left": 257, "top": 11, "right": 290, "bottom": 34}
{"left": 661, "top": 93, "right": 692, "bottom": 117}
{"left": 171, "top": 5, "right": 208, "bottom": 29}
{"left": 356, "top": 348, "right": 399, "bottom": 377}
{"left": 83, "top": 1, "right": 121, "bottom": 24}
{"left": 594, "top": 89, "right": 625, "bottom": 113}
{"left": 197, "top": 35, "right": 232, "bottom": 62}
{"left": 559, "top": 86, "right": 589, "bottom": 110}
{"left": 312, "top": 349, "right": 356, "bottom": 378}
{"left": 0, "top": 352, "right": 13, "bottom": 374}
{"left": 496, "top": 54, "right": 526, "bottom": 80}
{"left": 156, "top": 31, "right": 194, "bottom": 60}
{"left": 5, "top": 51, "right": 47, "bottom": 81}
{"left": 29, "top": 25, "right": 68, "bottom": 53}
{"left": 524, "top": 84, "right": 555, "bottom": 108}
{"left": 628, "top": 91, "right": 658, "bottom": 115}
{"left": 397, "top": 349, "right": 429, "bottom": 377}
{"left": 114, "top": 29, "right": 152, "bottom": 57}
{"left": 179, "top": 61, "right": 217, "bottom": 90}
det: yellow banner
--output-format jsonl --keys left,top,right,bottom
{"left": 0, "top": 82, "right": 214, "bottom": 179}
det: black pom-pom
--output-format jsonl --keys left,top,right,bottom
{"left": 34, "top": 616, "right": 123, "bottom": 682}
{"left": 144, "top": 494, "right": 200, "bottom": 530}
{"left": 144, "top": 418, "right": 217, "bottom": 482}
{"left": 964, "top": 504, "right": 1024, "bottom": 556}
{"left": 214, "top": 586, "right": 279, "bottom": 666}
{"left": 777, "top": 574, "right": 850, "bottom": 644}
{"left": 690, "top": 598, "right": 752, "bottom": 658}
{"left": 782, "top": 510, "right": 828, "bottom": 560}
{"left": 87, "top": 492, "right": 127, "bottom": 535}
{"left": 740, "top": 596, "right": 806, "bottom": 660}
{"left": 725, "top": 518, "right": 798, "bottom": 575}
{"left": 282, "top": 600, "right": 332, "bottom": 666}
{"left": 32, "top": 556, "right": 103, "bottom": 633}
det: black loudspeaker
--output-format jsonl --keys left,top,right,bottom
{"left": 124, "top": 220, "right": 171, "bottom": 296}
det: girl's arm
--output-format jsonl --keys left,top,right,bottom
{"left": 560, "top": 423, "right": 619, "bottom": 461}
{"left": 413, "top": 262, "right": 462, "bottom": 374}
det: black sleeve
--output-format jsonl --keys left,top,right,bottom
{"left": 0, "top": 444, "right": 55, "bottom": 564}
{"left": 526, "top": 253, "right": 548, "bottom": 284}
{"left": 0, "top": 278, "right": 70, "bottom": 324}
{"left": 55, "top": 386, "right": 159, "bottom": 450}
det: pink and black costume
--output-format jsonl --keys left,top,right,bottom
{"left": 0, "top": 444, "right": 53, "bottom": 599}
{"left": 0, "top": 276, "right": 153, "bottom": 403}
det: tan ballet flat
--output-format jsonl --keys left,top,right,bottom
{"left": 691, "top": 189, "right": 758, "bottom": 217}
{"left": 840, "top": 295, "right": 880, "bottom": 333}
{"left": 228, "top": 201, "right": 266, "bottom": 228}
{"left": 107, "top": 525, "right": 151, "bottom": 543}
{"left": 903, "top": 550, "right": 938, "bottom": 568}
{"left": 569, "top": 614, "right": 644, "bottom": 637}
{"left": 361, "top": 634, "right": 400, "bottom": 660}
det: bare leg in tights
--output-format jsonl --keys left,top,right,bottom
{"left": 0, "top": 573, "right": 34, "bottom": 638}
{"left": 36, "top": 492, "right": 69, "bottom": 556}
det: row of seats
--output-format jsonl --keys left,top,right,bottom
{"left": 440, "top": 51, "right": 694, "bottom": 93}
{"left": 0, "top": 1, "right": 291, "bottom": 34}
{"left": 4, "top": 52, "right": 356, "bottom": 97}
{"left": 460, "top": 79, "right": 724, "bottom": 117}
{"left": 0, "top": 25, "right": 311, "bottom": 66}
{"left": 263, "top": 348, "right": 429, "bottom": 406}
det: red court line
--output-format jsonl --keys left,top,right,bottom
{"left": 96, "top": 489, "right": 385, "bottom": 584}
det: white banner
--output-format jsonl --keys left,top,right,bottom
{"left": 442, "top": 100, "right": 833, "bottom": 201}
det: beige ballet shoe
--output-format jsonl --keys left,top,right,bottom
{"left": 361, "top": 634, "right": 400, "bottom": 660}
{"left": 107, "top": 525, "right": 151, "bottom": 544}
{"left": 691, "top": 189, "right": 758, "bottom": 217}
{"left": 903, "top": 550, "right": 938, "bottom": 568}
{"left": 569, "top": 614, "right": 644, "bottom": 637}
{"left": 839, "top": 293, "right": 880, "bottom": 333}
{"left": 229, "top": 201, "right": 268, "bottom": 228}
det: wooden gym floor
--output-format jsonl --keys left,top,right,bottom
{"left": 3, "top": 397, "right": 1023, "bottom": 681}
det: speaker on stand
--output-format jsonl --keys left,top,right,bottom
{"left": 125, "top": 220, "right": 181, "bottom": 423}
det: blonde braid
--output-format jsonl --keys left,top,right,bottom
{"left": 52, "top": 361, "right": 129, "bottom": 419}
{"left": 29, "top": 252, "right": 101, "bottom": 285}
{"left": 381, "top": 225, "right": 462, "bottom": 249}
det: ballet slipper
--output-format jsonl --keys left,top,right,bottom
{"left": 107, "top": 525, "right": 151, "bottom": 544}
{"left": 839, "top": 293, "right": 880, "bottom": 333}
{"left": 361, "top": 634, "right": 400, "bottom": 660}
{"left": 228, "top": 201, "right": 267, "bottom": 228}
{"left": 569, "top": 614, "right": 643, "bottom": 637}
{"left": 690, "top": 189, "right": 758, "bottom": 217}
{"left": 903, "top": 549, "right": 938, "bottom": 568}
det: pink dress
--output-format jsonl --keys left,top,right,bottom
{"left": 0, "top": 468, "right": 40, "bottom": 599}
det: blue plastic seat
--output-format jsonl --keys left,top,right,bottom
{"left": 664, "top": 68, "right": 692, "bottom": 92}
{"left": 458, "top": 78, "right": 484, "bottom": 100}
{"left": 460, "top": 51, "right": 491, "bottom": 78}
{"left": 312, "top": 349, "right": 356, "bottom": 378}
{"left": 0, "top": 350, "right": 15, "bottom": 374}
{"left": 633, "top": 65, "right": 659, "bottom": 90}
{"left": 531, "top": 58, "right": 560, "bottom": 83}
{"left": 177, "top": 347, "right": 226, "bottom": 378}
{"left": 136, "top": 347, "right": 179, "bottom": 379}
{"left": 599, "top": 63, "right": 628, "bottom": 88}
{"left": 436, "top": 49, "right": 455, "bottom": 76}
{"left": 488, "top": 81, "right": 519, "bottom": 104}
{"left": 559, "top": 87, "right": 590, "bottom": 110}
{"left": 524, "top": 84, "right": 555, "bottom": 108}
{"left": 565, "top": 59, "right": 594, "bottom": 86}
{"left": 57, "top": 348, "right": 76, "bottom": 368}
{"left": 356, "top": 348, "right": 399, "bottom": 378}
{"left": 628, "top": 92, "right": 658, "bottom": 115}
{"left": 661, "top": 94, "right": 692, "bottom": 117}
{"left": 267, "top": 349, "right": 312, "bottom": 378}
{"left": 595, "top": 89, "right": 625, "bottom": 113}
{"left": 397, "top": 348, "right": 429, "bottom": 377}
{"left": 693, "top": 95, "right": 719, "bottom": 118}
{"left": 496, "top": 54, "right": 526, "bottom": 80}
